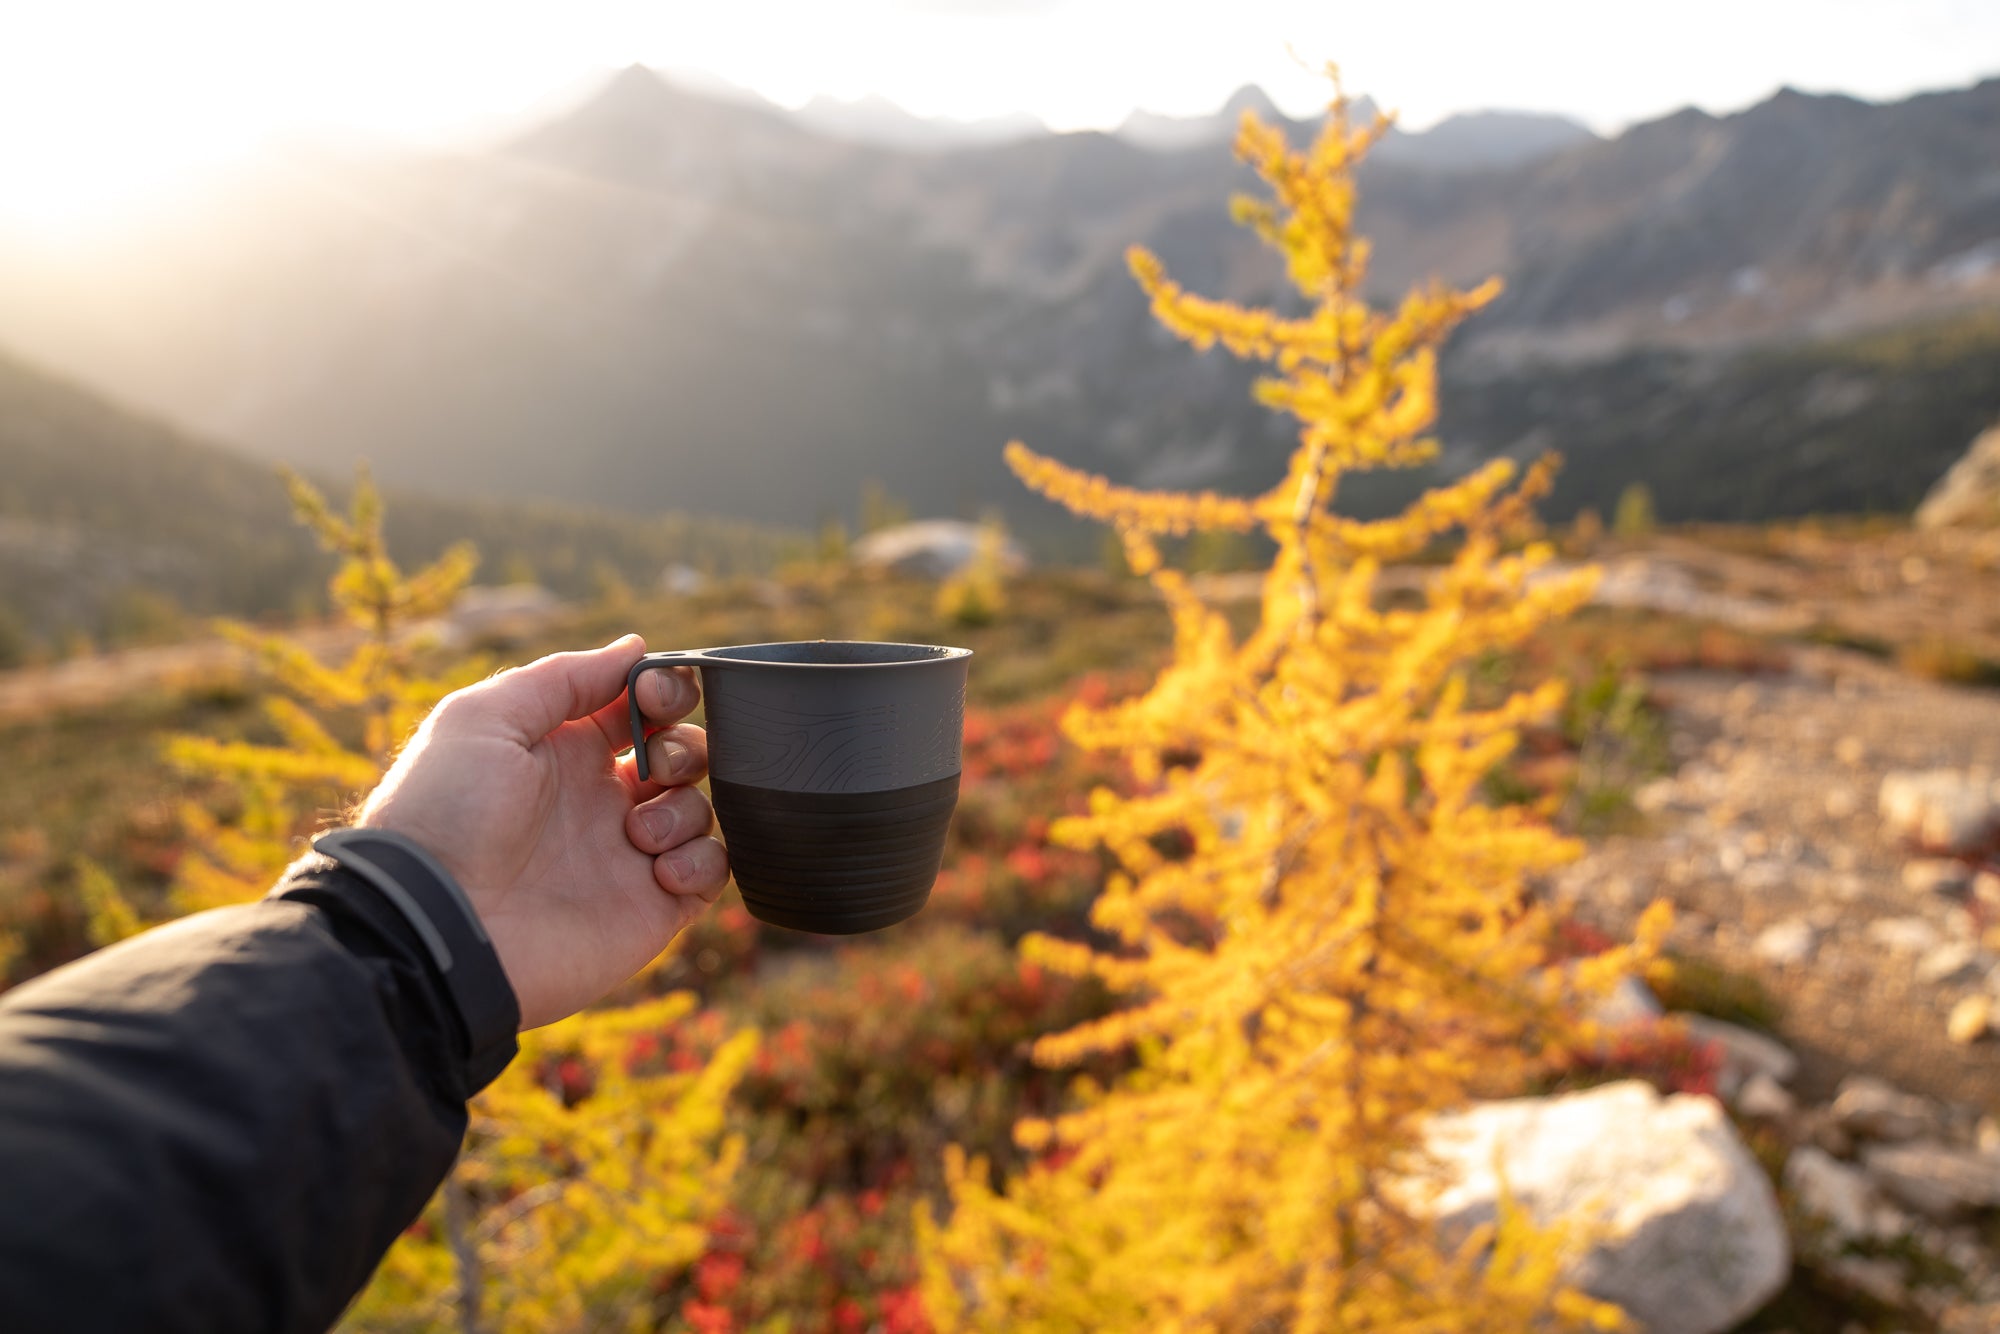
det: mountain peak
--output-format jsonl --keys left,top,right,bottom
{"left": 1221, "top": 85, "right": 1280, "bottom": 118}
{"left": 601, "top": 63, "right": 673, "bottom": 103}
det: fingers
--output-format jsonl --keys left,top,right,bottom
{"left": 643, "top": 724, "right": 709, "bottom": 788}
{"left": 653, "top": 835, "right": 729, "bottom": 903}
{"left": 628, "top": 787, "right": 729, "bottom": 900}
{"left": 458, "top": 635, "right": 648, "bottom": 745}
{"left": 634, "top": 663, "right": 700, "bottom": 728}
{"left": 625, "top": 784, "right": 715, "bottom": 856}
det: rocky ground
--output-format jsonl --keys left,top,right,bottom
{"left": 1552, "top": 644, "right": 2000, "bottom": 1330}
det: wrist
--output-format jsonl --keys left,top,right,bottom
{"left": 290, "top": 828, "right": 522, "bottom": 1071}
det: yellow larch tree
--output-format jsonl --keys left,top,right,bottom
{"left": 160, "top": 469, "right": 750, "bottom": 1334}
{"left": 919, "top": 84, "right": 1669, "bottom": 1332}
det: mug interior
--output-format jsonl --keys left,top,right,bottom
{"left": 703, "top": 641, "right": 968, "bottom": 667}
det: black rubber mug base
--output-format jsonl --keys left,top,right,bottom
{"left": 711, "top": 774, "right": 959, "bottom": 935}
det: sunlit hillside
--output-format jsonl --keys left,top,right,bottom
{"left": 0, "top": 345, "right": 798, "bottom": 658}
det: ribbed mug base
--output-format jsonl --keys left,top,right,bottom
{"left": 711, "top": 774, "right": 958, "bottom": 934}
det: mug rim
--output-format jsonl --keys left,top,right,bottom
{"left": 686, "top": 640, "right": 972, "bottom": 669}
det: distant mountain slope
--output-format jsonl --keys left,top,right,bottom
{"left": 1119, "top": 86, "right": 1597, "bottom": 170}
{"left": 0, "top": 348, "right": 795, "bottom": 652}
{"left": 0, "top": 67, "right": 1994, "bottom": 535}
{"left": 794, "top": 94, "right": 1045, "bottom": 150}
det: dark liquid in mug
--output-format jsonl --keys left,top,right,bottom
{"left": 710, "top": 774, "right": 959, "bottom": 934}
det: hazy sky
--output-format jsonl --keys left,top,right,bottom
{"left": 2, "top": 0, "right": 1996, "bottom": 229}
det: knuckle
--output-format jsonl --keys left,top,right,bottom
{"left": 428, "top": 688, "right": 483, "bottom": 730}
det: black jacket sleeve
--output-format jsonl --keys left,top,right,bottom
{"left": 0, "top": 837, "right": 519, "bottom": 1334}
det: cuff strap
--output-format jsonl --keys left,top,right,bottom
{"left": 279, "top": 828, "right": 519, "bottom": 1091}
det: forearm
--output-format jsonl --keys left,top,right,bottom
{"left": 0, "top": 849, "right": 517, "bottom": 1334}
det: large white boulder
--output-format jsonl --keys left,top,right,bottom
{"left": 851, "top": 520, "right": 1027, "bottom": 579}
{"left": 1416, "top": 1080, "right": 1790, "bottom": 1334}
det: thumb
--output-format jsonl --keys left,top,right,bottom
{"left": 464, "top": 635, "right": 647, "bottom": 745}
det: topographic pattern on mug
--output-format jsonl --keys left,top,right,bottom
{"left": 917, "top": 694, "right": 965, "bottom": 779}
{"left": 722, "top": 697, "right": 901, "bottom": 791}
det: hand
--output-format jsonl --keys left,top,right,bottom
{"left": 355, "top": 635, "right": 727, "bottom": 1029}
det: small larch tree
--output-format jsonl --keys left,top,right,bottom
{"left": 163, "top": 468, "right": 750, "bottom": 1334}
{"left": 920, "top": 85, "right": 1668, "bottom": 1332}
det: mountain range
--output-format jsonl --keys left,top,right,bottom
{"left": 0, "top": 67, "right": 1995, "bottom": 537}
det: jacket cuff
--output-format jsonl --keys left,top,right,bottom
{"left": 271, "top": 829, "right": 519, "bottom": 1092}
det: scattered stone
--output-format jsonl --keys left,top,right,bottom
{"left": 1835, "top": 735, "right": 1867, "bottom": 767}
{"left": 852, "top": 519, "right": 1029, "bottom": 579}
{"left": 1868, "top": 916, "right": 1943, "bottom": 954}
{"left": 1826, "top": 1254, "right": 1908, "bottom": 1307}
{"left": 1917, "top": 942, "right": 1985, "bottom": 986}
{"left": 1975, "top": 870, "right": 2000, "bottom": 908}
{"left": 1591, "top": 975, "right": 1664, "bottom": 1028}
{"left": 1915, "top": 421, "right": 2000, "bottom": 530}
{"left": 1418, "top": 1081, "right": 1790, "bottom": 1334}
{"left": 436, "top": 583, "right": 564, "bottom": 647}
{"left": 1879, "top": 770, "right": 2000, "bottom": 855}
{"left": 1635, "top": 778, "right": 1679, "bottom": 813}
{"left": 1800, "top": 1107, "right": 1856, "bottom": 1160}
{"left": 1904, "top": 858, "right": 1974, "bottom": 897}
{"left": 1947, "top": 994, "right": 1992, "bottom": 1045}
{"left": 1752, "top": 918, "right": 1817, "bottom": 967}
{"left": 1977, "top": 1115, "right": 2000, "bottom": 1156}
{"left": 656, "top": 563, "right": 705, "bottom": 596}
{"left": 1784, "top": 1146, "right": 1906, "bottom": 1242}
{"left": 1824, "top": 786, "right": 1860, "bottom": 819}
{"left": 1832, "top": 1075, "right": 1939, "bottom": 1142}
{"left": 1862, "top": 1141, "right": 2000, "bottom": 1217}
{"left": 1679, "top": 1014, "right": 1799, "bottom": 1096}
{"left": 1735, "top": 1071, "right": 1795, "bottom": 1120}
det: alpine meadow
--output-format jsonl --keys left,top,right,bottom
{"left": 5, "top": 19, "right": 2000, "bottom": 1334}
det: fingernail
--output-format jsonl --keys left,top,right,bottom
{"left": 665, "top": 851, "right": 695, "bottom": 883}
{"left": 653, "top": 671, "right": 690, "bottom": 712}
{"left": 642, "top": 806, "right": 679, "bottom": 846}
{"left": 654, "top": 740, "right": 690, "bottom": 779}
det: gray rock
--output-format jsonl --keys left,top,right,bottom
{"left": 1590, "top": 975, "right": 1664, "bottom": 1028}
{"left": 1903, "top": 858, "right": 1973, "bottom": 897}
{"left": 1784, "top": 1146, "right": 1906, "bottom": 1242}
{"left": 1948, "top": 994, "right": 1992, "bottom": 1045}
{"left": 1916, "top": 941, "right": 1985, "bottom": 987}
{"left": 1752, "top": 918, "right": 1818, "bottom": 967}
{"left": 1417, "top": 1081, "right": 1790, "bottom": 1334}
{"left": 1680, "top": 1014, "right": 1800, "bottom": 1096}
{"left": 1831, "top": 1075, "right": 1940, "bottom": 1142}
{"left": 1862, "top": 1141, "right": 2000, "bottom": 1217}
{"left": 1868, "top": 916, "right": 1943, "bottom": 953}
{"left": 657, "top": 563, "right": 706, "bottom": 596}
{"left": 1915, "top": 421, "right": 2000, "bottom": 529}
{"left": 851, "top": 519, "right": 1028, "bottom": 580}
{"left": 1879, "top": 770, "right": 2000, "bottom": 856}
{"left": 1826, "top": 1254, "right": 1908, "bottom": 1306}
{"left": 1735, "top": 1071, "right": 1796, "bottom": 1120}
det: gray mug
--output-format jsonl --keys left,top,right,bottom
{"left": 626, "top": 641, "right": 972, "bottom": 934}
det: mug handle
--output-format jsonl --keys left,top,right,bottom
{"left": 626, "top": 650, "right": 708, "bottom": 782}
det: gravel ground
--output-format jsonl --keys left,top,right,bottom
{"left": 1558, "top": 647, "right": 2000, "bottom": 1109}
